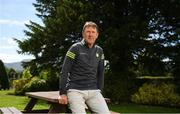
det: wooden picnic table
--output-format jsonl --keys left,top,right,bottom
{"left": 23, "top": 91, "right": 70, "bottom": 113}
{"left": 23, "top": 91, "right": 111, "bottom": 113}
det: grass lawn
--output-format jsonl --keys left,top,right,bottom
{"left": 0, "top": 90, "right": 180, "bottom": 113}
{"left": 109, "top": 103, "right": 180, "bottom": 113}
{"left": 0, "top": 90, "right": 49, "bottom": 111}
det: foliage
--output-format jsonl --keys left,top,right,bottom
{"left": 6, "top": 68, "right": 20, "bottom": 88}
{"left": 0, "top": 60, "right": 10, "bottom": 90}
{"left": 15, "top": 0, "right": 180, "bottom": 101}
{"left": 13, "top": 69, "right": 32, "bottom": 95}
{"left": 13, "top": 69, "right": 49, "bottom": 95}
{"left": 13, "top": 78, "right": 30, "bottom": 95}
{"left": 131, "top": 82, "right": 180, "bottom": 107}
{"left": 39, "top": 69, "right": 59, "bottom": 90}
{"left": 22, "top": 68, "right": 33, "bottom": 79}
{"left": 13, "top": 77, "right": 48, "bottom": 95}
{"left": 136, "top": 76, "right": 174, "bottom": 85}
{"left": 137, "top": 76, "right": 173, "bottom": 79}
{"left": 7, "top": 68, "right": 19, "bottom": 80}
{"left": 104, "top": 69, "right": 137, "bottom": 103}
{"left": 22, "top": 77, "right": 48, "bottom": 94}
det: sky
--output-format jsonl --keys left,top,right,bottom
{"left": 0, "top": 0, "right": 41, "bottom": 63}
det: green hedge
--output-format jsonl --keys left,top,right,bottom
{"left": 22, "top": 77, "right": 48, "bottom": 93}
{"left": 13, "top": 78, "right": 30, "bottom": 95}
{"left": 13, "top": 69, "right": 60, "bottom": 95}
{"left": 131, "top": 82, "right": 180, "bottom": 107}
{"left": 13, "top": 77, "right": 48, "bottom": 95}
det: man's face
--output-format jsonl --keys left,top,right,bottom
{"left": 82, "top": 26, "right": 99, "bottom": 47}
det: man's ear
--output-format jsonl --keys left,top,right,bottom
{"left": 96, "top": 32, "right": 99, "bottom": 39}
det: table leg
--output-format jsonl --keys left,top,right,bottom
{"left": 23, "top": 98, "right": 38, "bottom": 113}
{"left": 48, "top": 103, "right": 68, "bottom": 113}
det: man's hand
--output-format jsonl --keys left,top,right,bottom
{"left": 58, "top": 94, "right": 68, "bottom": 104}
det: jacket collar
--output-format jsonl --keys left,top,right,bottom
{"left": 81, "top": 39, "right": 95, "bottom": 49}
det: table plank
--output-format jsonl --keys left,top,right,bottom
{"left": 26, "top": 91, "right": 59, "bottom": 103}
{"left": 0, "top": 107, "right": 22, "bottom": 114}
{"left": 25, "top": 91, "right": 67, "bottom": 113}
{"left": 0, "top": 107, "right": 12, "bottom": 114}
{"left": 26, "top": 91, "right": 111, "bottom": 103}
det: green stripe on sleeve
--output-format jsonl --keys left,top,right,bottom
{"left": 66, "top": 51, "right": 75, "bottom": 59}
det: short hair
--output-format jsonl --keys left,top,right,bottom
{"left": 82, "top": 21, "right": 99, "bottom": 33}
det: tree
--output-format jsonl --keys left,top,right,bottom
{"left": 0, "top": 60, "right": 10, "bottom": 90}
{"left": 15, "top": 0, "right": 180, "bottom": 102}
{"left": 15, "top": 0, "right": 84, "bottom": 75}
{"left": 7, "top": 68, "right": 19, "bottom": 79}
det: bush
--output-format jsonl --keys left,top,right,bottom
{"left": 13, "top": 68, "right": 32, "bottom": 95}
{"left": 13, "top": 69, "right": 49, "bottom": 95}
{"left": 13, "top": 68, "right": 60, "bottom": 95}
{"left": 13, "top": 77, "right": 48, "bottom": 95}
{"left": 131, "top": 82, "right": 180, "bottom": 107}
{"left": 22, "top": 77, "right": 48, "bottom": 93}
{"left": 13, "top": 78, "right": 30, "bottom": 95}
{"left": 39, "top": 69, "right": 59, "bottom": 90}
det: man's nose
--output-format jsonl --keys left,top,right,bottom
{"left": 89, "top": 32, "right": 93, "bottom": 36}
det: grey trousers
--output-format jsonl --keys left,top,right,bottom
{"left": 67, "top": 89, "right": 110, "bottom": 114}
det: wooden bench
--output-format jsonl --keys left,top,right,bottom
{"left": 24, "top": 91, "right": 119, "bottom": 114}
{"left": 0, "top": 107, "right": 22, "bottom": 114}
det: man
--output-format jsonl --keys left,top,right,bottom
{"left": 58, "top": 21, "right": 110, "bottom": 113}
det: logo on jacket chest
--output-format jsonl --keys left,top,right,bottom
{"left": 96, "top": 53, "right": 99, "bottom": 58}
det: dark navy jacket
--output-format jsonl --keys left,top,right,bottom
{"left": 60, "top": 39, "right": 105, "bottom": 95}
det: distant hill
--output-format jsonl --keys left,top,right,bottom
{"left": 4, "top": 62, "right": 24, "bottom": 72}
{"left": 4, "top": 59, "right": 31, "bottom": 72}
